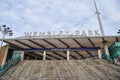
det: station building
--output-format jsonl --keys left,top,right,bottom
{"left": 0, "top": 35, "right": 120, "bottom": 79}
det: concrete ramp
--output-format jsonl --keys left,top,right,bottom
{"left": 1, "top": 59, "right": 120, "bottom": 80}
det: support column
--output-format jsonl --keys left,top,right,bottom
{"left": 21, "top": 51, "right": 24, "bottom": 60}
{"left": 102, "top": 41, "right": 110, "bottom": 59}
{"left": 43, "top": 51, "right": 46, "bottom": 60}
{"left": 104, "top": 44, "right": 110, "bottom": 57}
{"left": 27, "top": 56, "right": 29, "bottom": 60}
{"left": 67, "top": 50, "right": 70, "bottom": 60}
{"left": 35, "top": 56, "right": 37, "bottom": 60}
{"left": 98, "top": 50, "right": 101, "bottom": 59}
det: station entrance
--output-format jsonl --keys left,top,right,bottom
{"left": 1, "top": 36, "right": 119, "bottom": 61}
{"left": 23, "top": 47, "right": 100, "bottom": 60}
{"left": 0, "top": 36, "right": 120, "bottom": 78}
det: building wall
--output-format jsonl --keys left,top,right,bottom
{"left": 0, "top": 45, "right": 9, "bottom": 66}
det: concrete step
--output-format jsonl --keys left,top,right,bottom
{"left": 1, "top": 59, "right": 120, "bottom": 80}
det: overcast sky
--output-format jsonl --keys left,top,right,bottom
{"left": 0, "top": 0, "right": 120, "bottom": 38}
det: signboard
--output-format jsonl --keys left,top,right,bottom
{"left": 23, "top": 47, "right": 100, "bottom": 52}
{"left": 24, "top": 30, "right": 100, "bottom": 39}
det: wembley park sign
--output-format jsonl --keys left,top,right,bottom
{"left": 24, "top": 30, "right": 100, "bottom": 39}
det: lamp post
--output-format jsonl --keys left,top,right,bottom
{"left": 0, "top": 25, "right": 13, "bottom": 50}
{"left": 94, "top": 0, "right": 105, "bottom": 36}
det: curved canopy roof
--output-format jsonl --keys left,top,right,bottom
{"left": 1, "top": 36, "right": 120, "bottom": 60}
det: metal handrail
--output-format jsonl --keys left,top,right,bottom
{"left": 0, "top": 52, "right": 21, "bottom": 76}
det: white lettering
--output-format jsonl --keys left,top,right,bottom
{"left": 39, "top": 32, "right": 45, "bottom": 36}
{"left": 24, "top": 29, "right": 100, "bottom": 38}
{"left": 65, "top": 31, "right": 70, "bottom": 35}
{"left": 47, "top": 31, "right": 51, "bottom": 36}
{"left": 59, "top": 31, "right": 63, "bottom": 35}
{"left": 33, "top": 32, "right": 37, "bottom": 36}
{"left": 75, "top": 30, "right": 80, "bottom": 35}
{"left": 24, "top": 32, "right": 32, "bottom": 36}
{"left": 88, "top": 30, "right": 93, "bottom": 36}
{"left": 82, "top": 30, "right": 87, "bottom": 36}
{"left": 94, "top": 30, "right": 100, "bottom": 36}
